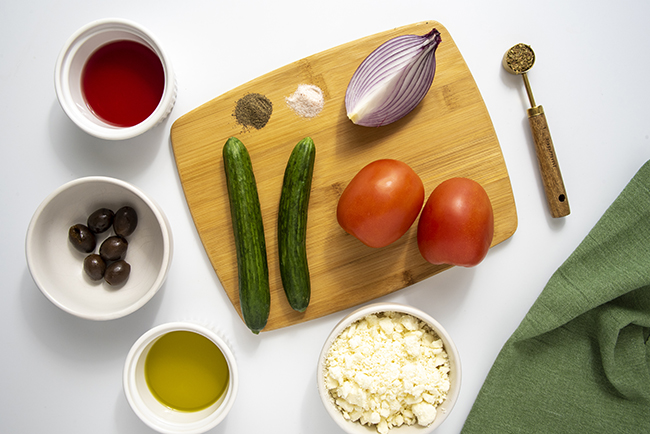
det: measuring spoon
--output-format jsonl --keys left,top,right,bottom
{"left": 503, "top": 43, "right": 570, "bottom": 218}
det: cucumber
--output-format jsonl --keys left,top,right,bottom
{"left": 222, "top": 137, "right": 270, "bottom": 334}
{"left": 278, "top": 137, "right": 316, "bottom": 312}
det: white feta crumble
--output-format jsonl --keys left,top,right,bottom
{"left": 323, "top": 312, "right": 451, "bottom": 433}
{"left": 412, "top": 402, "right": 437, "bottom": 426}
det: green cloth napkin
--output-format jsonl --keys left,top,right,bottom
{"left": 461, "top": 160, "right": 650, "bottom": 434}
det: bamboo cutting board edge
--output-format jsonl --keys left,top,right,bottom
{"left": 170, "top": 20, "right": 518, "bottom": 332}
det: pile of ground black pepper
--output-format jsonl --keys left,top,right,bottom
{"left": 233, "top": 93, "right": 273, "bottom": 130}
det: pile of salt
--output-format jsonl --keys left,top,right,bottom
{"left": 285, "top": 84, "right": 324, "bottom": 119}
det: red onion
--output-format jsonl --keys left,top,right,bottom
{"left": 345, "top": 28, "right": 442, "bottom": 127}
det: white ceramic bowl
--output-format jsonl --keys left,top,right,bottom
{"left": 317, "top": 303, "right": 461, "bottom": 434}
{"left": 54, "top": 18, "right": 176, "bottom": 140}
{"left": 123, "top": 322, "right": 239, "bottom": 434}
{"left": 25, "top": 176, "right": 173, "bottom": 320}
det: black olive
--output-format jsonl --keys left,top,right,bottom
{"left": 113, "top": 206, "right": 138, "bottom": 237}
{"left": 87, "top": 208, "right": 115, "bottom": 234}
{"left": 105, "top": 260, "right": 131, "bottom": 286}
{"left": 68, "top": 224, "right": 96, "bottom": 253}
{"left": 83, "top": 254, "right": 106, "bottom": 281}
{"left": 99, "top": 235, "right": 128, "bottom": 262}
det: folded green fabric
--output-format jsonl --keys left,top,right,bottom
{"left": 461, "top": 160, "right": 650, "bottom": 434}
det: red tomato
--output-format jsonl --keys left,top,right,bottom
{"left": 337, "top": 159, "right": 425, "bottom": 248}
{"left": 417, "top": 178, "right": 494, "bottom": 267}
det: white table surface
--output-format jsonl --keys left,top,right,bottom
{"left": 2, "top": 1, "right": 650, "bottom": 433}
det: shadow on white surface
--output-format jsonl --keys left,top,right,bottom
{"left": 47, "top": 100, "right": 172, "bottom": 180}
{"left": 401, "top": 262, "right": 476, "bottom": 323}
{"left": 304, "top": 362, "right": 343, "bottom": 433}
{"left": 19, "top": 267, "right": 165, "bottom": 363}
{"left": 113, "top": 387, "right": 150, "bottom": 432}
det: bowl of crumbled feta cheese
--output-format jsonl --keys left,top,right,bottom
{"left": 317, "top": 303, "right": 461, "bottom": 434}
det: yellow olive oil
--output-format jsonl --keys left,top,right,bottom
{"left": 144, "top": 331, "right": 229, "bottom": 412}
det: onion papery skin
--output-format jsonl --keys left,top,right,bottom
{"left": 345, "top": 28, "right": 442, "bottom": 127}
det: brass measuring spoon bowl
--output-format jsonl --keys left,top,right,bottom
{"left": 503, "top": 43, "right": 535, "bottom": 74}
{"left": 503, "top": 43, "right": 538, "bottom": 108}
{"left": 503, "top": 43, "right": 570, "bottom": 218}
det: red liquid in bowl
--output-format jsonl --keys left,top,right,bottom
{"left": 81, "top": 40, "right": 165, "bottom": 127}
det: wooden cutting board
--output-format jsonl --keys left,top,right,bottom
{"left": 170, "top": 20, "right": 518, "bottom": 332}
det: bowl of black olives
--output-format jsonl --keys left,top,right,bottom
{"left": 26, "top": 176, "right": 173, "bottom": 320}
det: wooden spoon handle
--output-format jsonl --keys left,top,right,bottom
{"left": 527, "top": 105, "right": 570, "bottom": 218}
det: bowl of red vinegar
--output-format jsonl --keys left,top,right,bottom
{"left": 55, "top": 18, "right": 176, "bottom": 140}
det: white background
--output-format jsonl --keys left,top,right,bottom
{"left": 2, "top": 1, "right": 650, "bottom": 433}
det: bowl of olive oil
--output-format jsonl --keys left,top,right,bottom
{"left": 123, "top": 322, "right": 238, "bottom": 433}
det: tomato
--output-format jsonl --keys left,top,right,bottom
{"left": 337, "top": 159, "right": 425, "bottom": 248}
{"left": 417, "top": 178, "right": 494, "bottom": 267}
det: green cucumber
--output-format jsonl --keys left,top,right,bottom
{"left": 222, "top": 137, "right": 270, "bottom": 334}
{"left": 278, "top": 137, "right": 316, "bottom": 312}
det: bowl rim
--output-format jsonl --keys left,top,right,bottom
{"left": 25, "top": 176, "right": 173, "bottom": 320}
{"left": 53, "top": 17, "right": 176, "bottom": 140}
{"left": 123, "top": 321, "right": 239, "bottom": 434}
{"left": 317, "top": 302, "right": 462, "bottom": 434}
